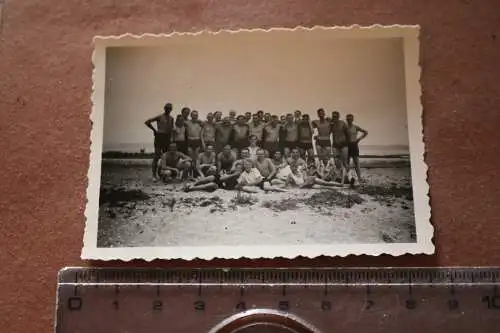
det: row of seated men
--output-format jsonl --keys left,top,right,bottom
{"left": 156, "top": 142, "right": 352, "bottom": 193}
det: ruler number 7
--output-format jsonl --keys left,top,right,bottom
{"left": 482, "top": 295, "right": 500, "bottom": 309}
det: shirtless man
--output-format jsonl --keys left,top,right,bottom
{"left": 268, "top": 151, "right": 288, "bottom": 186}
{"left": 283, "top": 113, "right": 298, "bottom": 150}
{"left": 214, "top": 111, "right": 223, "bottom": 123}
{"left": 288, "top": 148, "right": 307, "bottom": 185}
{"left": 294, "top": 110, "right": 302, "bottom": 124}
{"left": 262, "top": 117, "right": 281, "bottom": 156}
{"left": 248, "top": 113, "right": 265, "bottom": 143}
{"left": 255, "top": 148, "right": 276, "bottom": 181}
{"left": 231, "top": 115, "right": 250, "bottom": 155}
{"left": 316, "top": 152, "right": 336, "bottom": 181}
{"left": 157, "top": 143, "right": 191, "bottom": 183}
{"left": 232, "top": 148, "right": 252, "bottom": 171}
{"left": 181, "top": 107, "right": 191, "bottom": 122}
{"left": 229, "top": 110, "right": 237, "bottom": 124}
{"left": 215, "top": 117, "right": 233, "bottom": 153}
{"left": 173, "top": 114, "right": 188, "bottom": 154}
{"left": 330, "top": 111, "right": 350, "bottom": 184}
{"left": 299, "top": 152, "right": 341, "bottom": 189}
{"left": 184, "top": 163, "right": 243, "bottom": 193}
{"left": 217, "top": 145, "right": 237, "bottom": 174}
{"left": 272, "top": 148, "right": 306, "bottom": 186}
{"left": 244, "top": 112, "right": 252, "bottom": 123}
{"left": 185, "top": 110, "right": 204, "bottom": 174}
{"left": 255, "top": 149, "right": 287, "bottom": 192}
{"left": 346, "top": 114, "right": 368, "bottom": 182}
{"left": 312, "top": 108, "right": 332, "bottom": 157}
{"left": 196, "top": 145, "right": 217, "bottom": 178}
{"left": 297, "top": 114, "right": 313, "bottom": 161}
{"left": 256, "top": 110, "right": 265, "bottom": 122}
{"left": 283, "top": 147, "right": 291, "bottom": 160}
{"left": 201, "top": 112, "right": 216, "bottom": 150}
{"left": 144, "top": 102, "right": 174, "bottom": 180}
{"left": 247, "top": 135, "right": 260, "bottom": 160}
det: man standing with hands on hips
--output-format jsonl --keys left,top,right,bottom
{"left": 144, "top": 102, "right": 174, "bottom": 181}
{"left": 346, "top": 113, "right": 368, "bottom": 183}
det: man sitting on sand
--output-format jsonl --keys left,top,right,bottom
{"left": 247, "top": 135, "right": 260, "bottom": 160}
{"left": 196, "top": 144, "right": 217, "bottom": 178}
{"left": 254, "top": 149, "right": 286, "bottom": 192}
{"left": 236, "top": 159, "right": 286, "bottom": 193}
{"left": 235, "top": 159, "right": 264, "bottom": 193}
{"left": 217, "top": 145, "right": 237, "bottom": 174}
{"left": 157, "top": 143, "right": 191, "bottom": 183}
{"left": 265, "top": 149, "right": 306, "bottom": 188}
{"left": 183, "top": 163, "right": 243, "bottom": 193}
{"left": 300, "top": 153, "right": 343, "bottom": 189}
{"left": 231, "top": 148, "right": 253, "bottom": 171}
{"left": 315, "top": 152, "right": 336, "bottom": 181}
{"left": 286, "top": 148, "right": 307, "bottom": 186}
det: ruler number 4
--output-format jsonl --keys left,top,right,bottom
{"left": 482, "top": 295, "right": 500, "bottom": 309}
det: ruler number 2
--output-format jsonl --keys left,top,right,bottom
{"left": 482, "top": 296, "right": 500, "bottom": 309}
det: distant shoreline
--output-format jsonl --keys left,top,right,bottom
{"left": 101, "top": 156, "right": 411, "bottom": 168}
{"left": 102, "top": 151, "right": 409, "bottom": 159}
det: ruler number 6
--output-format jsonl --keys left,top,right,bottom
{"left": 482, "top": 296, "right": 500, "bottom": 309}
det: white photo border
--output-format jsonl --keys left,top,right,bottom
{"left": 82, "top": 25, "right": 434, "bottom": 261}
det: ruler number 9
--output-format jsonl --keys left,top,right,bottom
{"left": 482, "top": 296, "right": 500, "bottom": 309}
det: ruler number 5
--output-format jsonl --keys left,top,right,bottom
{"left": 482, "top": 296, "right": 500, "bottom": 309}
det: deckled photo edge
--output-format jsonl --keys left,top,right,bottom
{"left": 81, "top": 24, "right": 433, "bottom": 261}
{"left": 402, "top": 27, "right": 434, "bottom": 252}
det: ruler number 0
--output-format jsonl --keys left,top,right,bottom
{"left": 67, "top": 297, "right": 83, "bottom": 311}
{"left": 482, "top": 296, "right": 500, "bottom": 309}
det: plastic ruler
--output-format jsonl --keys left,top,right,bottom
{"left": 55, "top": 267, "right": 500, "bottom": 332}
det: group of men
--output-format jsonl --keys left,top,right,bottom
{"left": 144, "top": 103, "right": 368, "bottom": 191}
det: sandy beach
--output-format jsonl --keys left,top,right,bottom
{"left": 97, "top": 161, "right": 416, "bottom": 248}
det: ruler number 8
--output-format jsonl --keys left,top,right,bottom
{"left": 482, "top": 296, "right": 500, "bottom": 309}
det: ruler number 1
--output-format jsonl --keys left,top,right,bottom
{"left": 153, "top": 300, "right": 163, "bottom": 311}
{"left": 482, "top": 296, "right": 500, "bottom": 309}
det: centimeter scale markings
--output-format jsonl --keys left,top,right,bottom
{"left": 56, "top": 267, "right": 500, "bottom": 333}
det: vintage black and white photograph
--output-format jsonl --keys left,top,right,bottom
{"left": 82, "top": 26, "right": 433, "bottom": 260}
